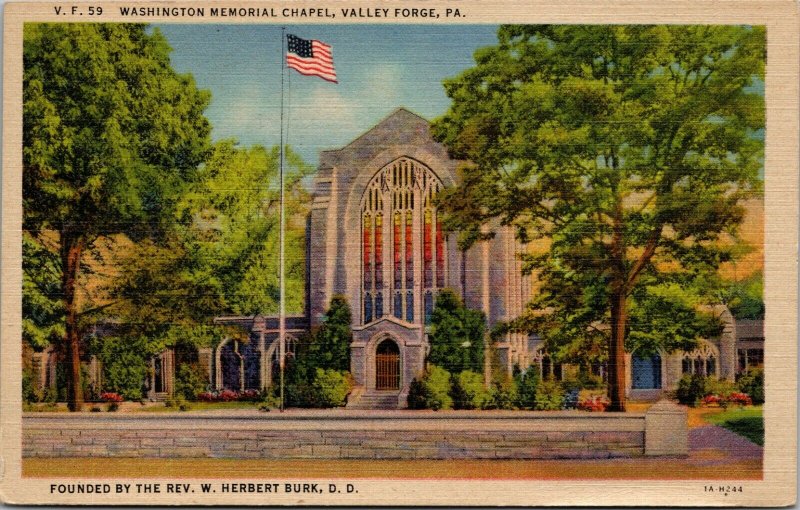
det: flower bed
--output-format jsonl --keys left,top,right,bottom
{"left": 196, "top": 389, "right": 261, "bottom": 402}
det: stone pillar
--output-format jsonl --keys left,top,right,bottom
{"left": 645, "top": 400, "right": 688, "bottom": 456}
{"left": 198, "top": 347, "right": 213, "bottom": 389}
{"left": 664, "top": 353, "right": 684, "bottom": 391}
{"left": 718, "top": 308, "right": 737, "bottom": 382}
{"left": 164, "top": 349, "right": 175, "bottom": 396}
{"left": 148, "top": 358, "right": 157, "bottom": 399}
{"left": 258, "top": 333, "right": 267, "bottom": 391}
{"left": 351, "top": 343, "right": 366, "bottom": 387}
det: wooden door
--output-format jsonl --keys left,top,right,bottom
{"left": 375, "top": 340, "right": 400, "bottom": 390}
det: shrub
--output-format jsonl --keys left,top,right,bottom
{"left": 516, "top": 369, "right": 540, "bottom": 410}
{"left": 406, "top": 365, "right": 453, "bottom": 410}
{"left": 424, "top": 365, "right": 454, "bottom": 410}
{"left": 534, "top": 379, "right": 564, "bottom": 410}
{"left": 285, "top": 383, "right": 316, "bottom": 408}
{"left": 707, "top": 378, "right": 738, "bottom": 400}
{"left": 217, "top": 389, "right": 239, "bottom": 402}
{"left": 312, "top": 368, "right": 353, "bottom": 407}
{"left": 488, "top": 377, "right": 519, "bottom": 410}
{"left": 174, "top": 363, "right": 208, "bottom": 400}
{"left": 451, "top": 370, "right": 491, "bottom": 410}
{"left": 407, "top": 377, "right": 427, "bottom": 410}
{"left": 676, "top": 374, "right": 710, "bottom": 407}
{"left": 727, "top": 392, "right": 753, "bottom": 406}
{"left": 97, "top": 336, "right": 149, "bottom": 401}
{"left": 22, "top": 367, "right": 37, "bottom": 403}
{"left": 100, "top": 392, "right": 124, "bottom": 403}
{"left": 578, "top": 394, "right": 610, "bottom": 412}
{"left": 737, "top": 368, "right": 764, "bottom": 404}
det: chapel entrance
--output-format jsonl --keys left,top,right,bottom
{"left": 375, "top": 339, "right": 400, "bottom": 390}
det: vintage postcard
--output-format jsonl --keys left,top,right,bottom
{"left": 1, "top": 0, "right": 797, "bottom": 506}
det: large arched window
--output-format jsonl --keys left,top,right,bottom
{"left": 361, "top": 158, "right": 446, "bottom": 325}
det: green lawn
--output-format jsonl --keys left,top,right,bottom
{"left": 139, "top": 401, "right": 263, "bottom": 412}
{"left": 703, "top": 406, "right": 764, "bottom": 446}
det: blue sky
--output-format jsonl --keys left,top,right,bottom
{"left": 155, "top": 25, "right": 499, "bottom": 166}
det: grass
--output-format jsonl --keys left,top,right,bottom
{"left": 141, "top": 401, "right": 264, "bottom": 412}
{"left": 702, "top": 405, "right": 764, "bottom": 446}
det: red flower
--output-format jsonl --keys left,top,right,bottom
{"left": 100, "top": 392, "right": 123, "bottom": 403}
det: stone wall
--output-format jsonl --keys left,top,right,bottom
{"left": 22, "top": 404, "right": 687, "bottom": 460}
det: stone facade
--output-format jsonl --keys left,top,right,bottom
{"left": 307, "top": 108, "right": 530, "bottom": 404}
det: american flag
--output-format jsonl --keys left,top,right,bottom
{"left": 286, "top": 34, "right": 337, "bottom": 83}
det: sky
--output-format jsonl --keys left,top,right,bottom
{"left": 155, "top": 25, "right": 499, "bottom": 167}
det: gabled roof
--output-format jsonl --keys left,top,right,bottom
{"left": 322, "top": 107, "right": 434, "bottom": 156}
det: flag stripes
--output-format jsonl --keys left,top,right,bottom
{"left": 286, "top": 35, "right": 337, "bottom": 83}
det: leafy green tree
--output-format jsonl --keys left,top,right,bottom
{"left": 723, "top": 272, "right": 764, "bottom": 320}
{"left": 427, "top": 289, "right": 486, "bottom": 373}
{"left": 23, "top": 23, "right": 212, "bottom": 409}
{"left": 432, "top": 25, "right": 764, "bottom": 410}
{"left": 306, "top": 295, "right": 353, "bottom": 372}
{"left": 22, "top": 233, "right": 64, "bottom": 350}
{"left": 104, "top": 141, "right": 310, "bottom": 378}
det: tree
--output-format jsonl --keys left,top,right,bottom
{"left": 307, "top": 295, "right": 353, "bottom": 373}
{"left": 101, "top": 141, "right": 311, "bottom": 379}
{"left": 23, "top": 24, "right": 212, "bottom": 409}
{"left": 427, "top": 289, "right": 486, "bottom": 374}
{"left": 432, "top": 25, "right": 764, "bottom": 410}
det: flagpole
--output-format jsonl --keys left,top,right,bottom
{"left": 278, "top": 26, "right": 287, "bottom": 412}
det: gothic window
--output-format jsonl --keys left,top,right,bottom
{"left": 531, "top": 347, "right": 563, "bottom": 381}
{"left": 682, "top": 341, "right": 719, "bottom": 376}
{"left": 361, "top": 158, "right": 446, "bottom": 325}
{"left": 424, "top": 291, "right": 434, "bottom": 324}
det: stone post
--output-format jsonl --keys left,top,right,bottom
{"left": 645, "top": 399, "right": 688, "bottom": 456}
{"left": 198, "top": 347, "right": 213, "bottom": 390}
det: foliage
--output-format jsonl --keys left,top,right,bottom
{"left": 432, "top": 25, "right": 765, "bottom": 411}
{"left": 676, "top": 374, "right": 710, "bottom": 406}
{"left": 406, "top": 365, "right": 453, "bottom": 410}
{"left": 487, "top": 377, "right": 519, "bottom": 410}
{"left": 285, "top": 383, "right": 316, "bottom": 408}
{"left": 578, "top": 394, "right": 611, "bottom": 412}
{"left": 707, "top": 378, "right": 738, "bottom": 400}
{"left": 407, "top": 378, "right": 428, "bottom": 410}
{"left": 174, "top": 363, "right": 208, "bottom": 400}
{"left": 92, "top": 335, "right": 152, "bottom": 401}
{"left": 516, "top": 367, "right": 540, "bottom": 410}
{"left": 311, "top": 369, "right": 353, "bottom": 408}
{"left": 724, "top": 272, "right": 764, "bottom": 320}
{"left": 306, "top": 296, "right": 353, "bottom": 373}
{"left": 427, "top": 289, "right": 486, "bottom": 374}
{"left": 22, "top": 233, "right": 64, "bottom": 350}
{"left": 100, "top": 392, "right": 123, "bottom": 403}
{"left": 737, "top": 367, "right": 764, "bottom": 404}
{"left": 22, "top": 368, "right": 37, "bottom": 403}
{"left": 534, "top": 379, "right": 565, "bottom": 411}
{"left": 451, "top": 370, "right": 491, "bottom": 410}
{"left": 23, "top": 23, "right": 212, "bottom": 409}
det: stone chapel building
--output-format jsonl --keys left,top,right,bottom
{"left": 26, "top": 108, "right": 764, "bottom": 407}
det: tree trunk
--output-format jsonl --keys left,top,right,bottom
{"left": 61, "top": 232, "right": 85, "bottom": 412}
{"left": 608, "top": 289, "right": 628, "bottom": 412}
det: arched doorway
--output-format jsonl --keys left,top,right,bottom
{"left": 632, "top": 353, "right": 662, "bottom": 389}
{"left": 375, "top": 339, "right": 400, "bottom": 391}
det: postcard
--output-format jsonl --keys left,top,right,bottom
{"left": 1, "top": 0, "right": 797, "bottom": 506}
